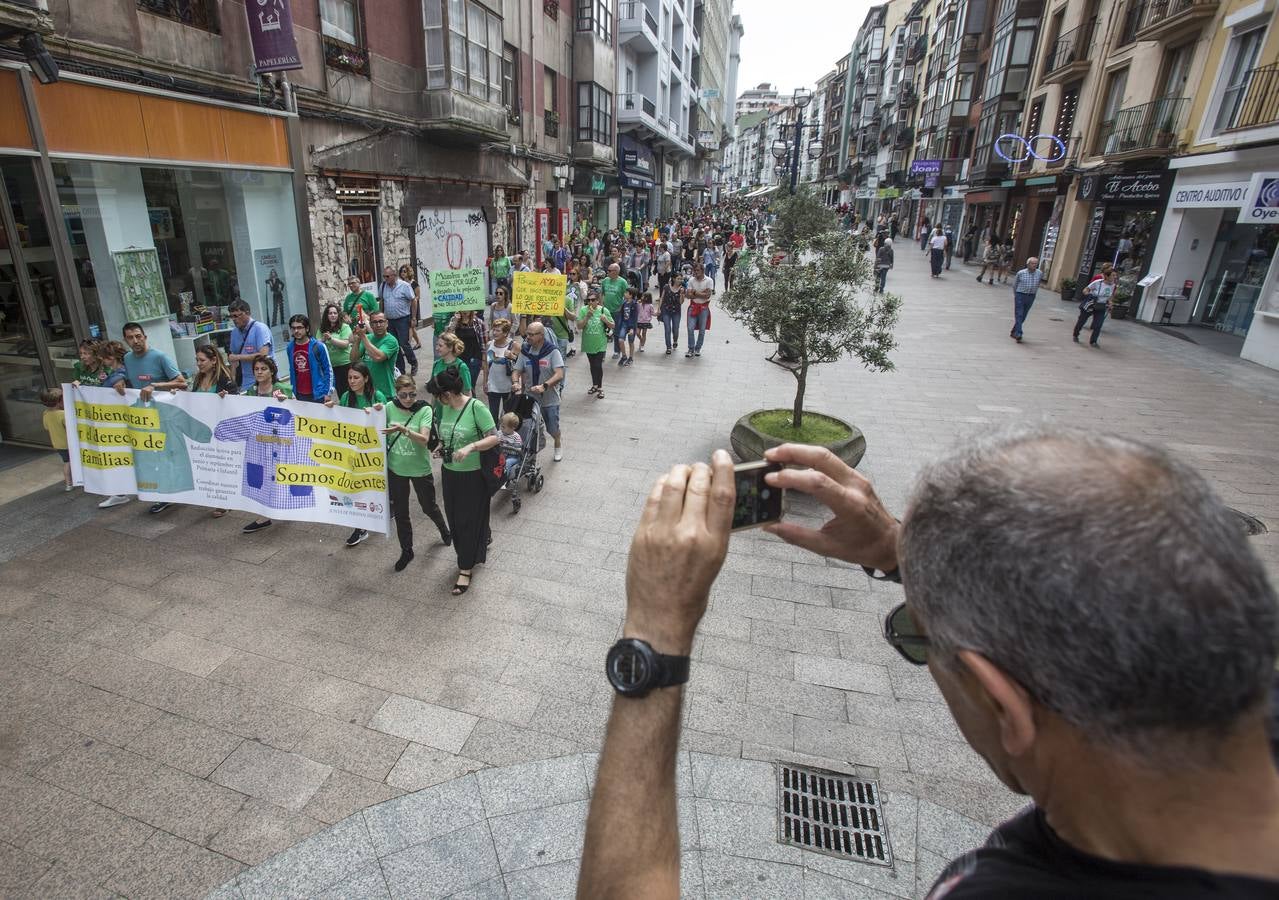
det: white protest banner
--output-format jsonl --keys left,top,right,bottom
{"left": 65, "top": 385, "right": 390, "bottom": 533}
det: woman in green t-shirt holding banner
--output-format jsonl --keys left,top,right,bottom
{"left": 319, "top": 303, "right": 353, "bottom": 395}
{"left": 380, "top": 374, "right": 451, "bottom": 572}
{"left": 426, "top": 368, "right": 498, "bottom": 595}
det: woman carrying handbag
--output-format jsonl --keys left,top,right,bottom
{"left": 1074, "top": 270, "right": 1116, "bottom": 348}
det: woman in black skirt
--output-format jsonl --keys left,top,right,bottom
{"left": 426, "top": 369, "right": 499, "bottom": 595}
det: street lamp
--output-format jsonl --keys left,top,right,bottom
{"left": 771, "top": 87, "right": 822, "bottom": 193}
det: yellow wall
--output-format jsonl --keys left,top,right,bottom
{"left": 1184, "top": 1, "right": 1279, "bottom": 153}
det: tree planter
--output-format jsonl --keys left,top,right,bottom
{"left": 1059, "top": 280, "right": 1077, "bottom": 304}
{"left": 1110, "top": 303, "right": 1131, "bottom": 320}
{"left": 731, "top": 410, "right": 866, "bottom": 468}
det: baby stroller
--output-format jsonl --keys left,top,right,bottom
{"left": 625, "top": 269, "right": 644, "bottom": 293}
{"left": 504, "top": 393, "right": 547, "bottom": 514}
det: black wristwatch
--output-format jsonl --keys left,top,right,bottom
{"left": 605, "top": 638, "right": 690, "bottom": 698}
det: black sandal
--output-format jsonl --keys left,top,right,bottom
{"left": 452, "top": 571, "right": 472, "bottom": 595}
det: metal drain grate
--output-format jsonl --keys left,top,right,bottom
{"left": 1226, "top": 507, "right": 1268, "bottom": 537}
{"left": 776, "top": 763, "right": 892, "bottom": 866}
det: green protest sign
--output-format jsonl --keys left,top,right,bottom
{"left": 428, "top": 268, "right": 486, "bottom": 313}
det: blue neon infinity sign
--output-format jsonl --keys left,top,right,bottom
{"left": 994, "top": 134, "right": 1067, "bottom": 164}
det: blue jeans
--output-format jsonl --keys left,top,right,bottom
{"left": 1012, "top": 292, "right": 1036, "bottom": 338}
{"left": 388, "top": 316, "right": 418, "bottom": 372}
{"left": 687, "top": 307, "right": 709, "bottom": 352}
{"left": 660, "top": 310, "right": 680, "bottom": 349}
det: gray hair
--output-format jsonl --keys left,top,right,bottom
{"left": 900, "top": 425, "right": 1277, "bottom": 762}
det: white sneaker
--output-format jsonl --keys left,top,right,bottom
{"left": 553, "top": 447, "right": 563, "bottom": 462}
{"left": 64, "top": 483, "right": 73, "bottom": 492}
{"left": 98, "top": 495, "right": 131, "bottom": 509}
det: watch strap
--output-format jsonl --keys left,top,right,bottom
{"left": 862, "top": 564, "right": 902, "bottom": 583}
{"left": 654, "top": 651, "right": 690, "bottom": 687}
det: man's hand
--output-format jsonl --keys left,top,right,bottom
{"left": 139, "top": 386, "right": 154, "bottom": 403}
{"left": 762, "top": 444, "right": 900, "bottom": 573}
{"left": 625, "top": 450, "right": 735, "bottom": 655}
{"left": 113, "top": 381, "right": 127, "bottom": 397}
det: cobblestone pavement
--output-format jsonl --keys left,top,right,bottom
{"left": 1, "top": 247, "right": 1276, "bottom": 899}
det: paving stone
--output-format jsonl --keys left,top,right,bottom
{"left": 498, "top": 656, "right": 612, "bottom": 706}
{"left": 680, "top": 728, "right": 744, "bottom": 757}
{"left": 695, "top": 798, "right": 802, "bottom": 865}
{"left": 916, "top": 798, "right": 997, "bottom": 861}
{"left": 749, "top": 621, "right": 842, "bottom": 656}
{"left": 0, "top": 766, "right": 67, "bottom": 847}
{"left": 802, "top": 869, "right": 904, "bottom": 899}
{"left": 501, "top": 859, "right": 578, "bottom": 899}
{"left": 883, "top": 790, "right": 918, "bottom": 863}
{"left": 208, "top": 651, "right": 311, "bottom": 702}
{"left": 288, "top": 674, "right": 391, "bottom": 728}
{"left": 689, "top": 753, "right": 775, "bottom": 806}
{"left": 236, "top": 815, "right": 378, "bottom": 900}
{"left": 459, "top": 718, "right": 588, "bottom": 768}
{"left": 20, "top": 791, "right": 154, "bottom": 882}
{"left": 137, "top": 630, "right": 235, "bottom": 677}
{"left": 292, "top": 718, "right": 408, "bottom": 782}
{"left": 915, "top": 847, "right": 950, "bottom": 897}
{"left": 888, "top": 664, "right": 944, "bottom": 703}
{"left": 795, "top": 656, "right": 893, "bottom": 696}
{"left": 488, "top": 799, "right": 590, "bottom": 873}
{"left": 697, "top": 636, "right": 795, "bottom": 680}
{"left": 686, "top": 695, "right": 794, "bottom": 750}
{"left": 434, "top": 671, "right": 542, "bottom": 727}
{"left": 793, "top": 716, "right": 909, "bottom": 770}
{"left": 125, "top": 712, "right": 244, "bottom": 778}
{"left": 302, "top": 769, "right": 403, "bottom": 826}
{"left": 476, "top": 754, "right": 591, "bottom": 818}
{"left": 362, "top": 773, "right": 483, "bottom": 857}
{"left": 0, "top": 839, "right": 52, "bottom": 894}
{"left": 901, "top": 733, "right": 1000, "bottom": 786}
{"left": 21, "top": 861, "right": 120, "bottom": 899}
{"left": 379, "top": 820, "right": 500, "bottom": 899}
{"left": 750, "top": 576, "right": 832, "bottom": 607}
{"left": 208, "top": 798, "right": 328, "bottom": 867}
{"left": 212, "top": 741, "right": 333, "bottom": 812}
{"left": 0, "top": 713, "right": 78, "bottom": 775}
{"left": 368, "top": 695, "right": 479, "bottom": 754}
{"left": 846, "top": 694, "right": 964, "bottom": 743}
{"left": 525, "top": 694, "right": 611, "bottom": 746}
{"left": 700, "top": 851, "right": 804, "bottom": 899}
{"left": 449, "top": 875, "right": 508, "bottom": 899}
{"left": 746, "top": 672, "right": 847, "bottom": 721}
{"left": 384, "top": 743, "right": 488, "bottom": 793}
{"left": 313, "top": 864, "right": 390, "bottom": 899}
{"left": 104, "top": 830, "right": 243, "bottom": 900}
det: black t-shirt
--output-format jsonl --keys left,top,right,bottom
{"left": 928, "top": 804, "right": 1279, "bottom": 898}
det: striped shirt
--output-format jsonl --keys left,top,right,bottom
{"left": 1013, "top": 268, "right": 1043, "bottom": 295}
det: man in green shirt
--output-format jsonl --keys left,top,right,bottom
{"left": 352, "top": 311, "right": 400, "bottom": 400}
{"left": 599, "top": 262, "right": 629, "bottom": 359}
{"left": 342, "top": 275, "right": 379, "bottom": 325}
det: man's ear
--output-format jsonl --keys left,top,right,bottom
{"left": 957, "top": 650, "right": 1037, "bottom": 757}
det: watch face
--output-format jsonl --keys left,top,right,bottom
{"left": 608, "top": 642, "right": 653, "bottom": 695}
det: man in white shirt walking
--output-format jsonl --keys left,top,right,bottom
{"left": 1011, "top": 256, "right": 1044, "bottom": 343}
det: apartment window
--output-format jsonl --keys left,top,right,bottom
{"left": 502, "top": 44, "right": 519, "bottom": 111}
{"left": 544, "top": 66, "right": 558, "bottom": 112}
{"left": 577, "top": 82, "right": 613, "bottom": 144}
{"left": 1213, "top": 27, "right": 1264, "bottom": 133}
{"left": 137, "top": 0, "right": 219, "bottom": 32}
{"left": 424, "top": 0, "right": 502, "bottom": 100}
{"left": 576, "top": 0, "right": 612, "bottom": 41}
{"left": 321, "top": 0, "right": 360, "bottom": 44}
{"left": 1056, "top": 80, "right": 1083, "bottom": 145}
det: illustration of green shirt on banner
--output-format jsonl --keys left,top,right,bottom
{"left": 130, "top": 398, "right": 214, "bottom": 494}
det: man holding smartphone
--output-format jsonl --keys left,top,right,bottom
{"left": 579, "top": 430, "right": 1279, "bottom": 898}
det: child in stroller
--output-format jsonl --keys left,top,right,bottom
{"left": 502, "top": 394, "right": 547, "bottom": 513}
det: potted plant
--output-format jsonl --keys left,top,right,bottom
{"left": 1155, "top": 117, "right": 1176, "bottom": 148}
{"left": 720, "top": 189, "right": 900, "bottom": 466}
{"left": 1111, "top": 285, "right": 1133, "bottom": 319}
{"left": 1060, "top": 277, "right": 1078, "bottom": 304}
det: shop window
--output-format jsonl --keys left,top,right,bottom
{"left": 577, "top": 82, "right": 613, "bottom": 145}
{"left": 51, "top": 161, "right": 306, "bottom": 381}
{"left": 137, "top": 0, "right": 219, "bottom": 33}
{"left": 425, "top": 0, "right": 502, "bottom": 101}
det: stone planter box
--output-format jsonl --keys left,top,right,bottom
{"left": 730, "top": 410, "right": 866, "bottom": 468}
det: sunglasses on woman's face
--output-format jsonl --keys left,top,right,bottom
{"left": 883, "top": 603, "right": 931, "bottom": 666}
{"left": 397, "top": 390, "right": 418, "bottom": 399}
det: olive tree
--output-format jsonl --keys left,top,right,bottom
{"left": 720, "top": 225, "right": 899, "bottom": 430}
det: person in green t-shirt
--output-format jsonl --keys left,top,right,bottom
{"left": 431, "top": 332, "right": 473, "bottom": 394}
{"left": 378, "top": 373, "right": 451, "bottom": 572}
{"left": 73, "top": 339, "right": 105, "bottom": 386}
{"left": 490, "top": 246, "right": 513, "bottom": 294}
{"left": 578, "top": 289, "right": 613, "bottom": 399}
{"left": 599, "top": 263, "right": 629, "bottom": 359}
{"left": 319, "top": 303, "right": 354, "bottom": 394}
{"left": 342, "top": 275, "right": 379, "bottom": 325}
{"left": 351, "top": 311, "right": 400, "bottom": 401}
{"left": 426, "top": 368, "right": 498, "bottom": 596}
{"left": 324, "top": 362, "right": 386, "bottom": 411}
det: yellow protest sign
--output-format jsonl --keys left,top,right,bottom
{"left": 512, "top": 271, "right": 567, "bottom": 316}
{"left": 624, "top": 219, "right": 632, "bottom": 233}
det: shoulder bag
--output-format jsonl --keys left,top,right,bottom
{"left": 469, "top": 400, "right": 504, "bottom": 496}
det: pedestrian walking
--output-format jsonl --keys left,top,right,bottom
{"left": 319, "top": 303, "right": 353, "bottom": 395}
{"left": 919, "top": 218, "right": 931, "bottom": 252}
{"left": 379, "top": 266, "right": 419, "bottom": 377}
{"left": 381, "top": 374, "right": 451, "bottom": 569}
{"left": 929, "top": 227, "right": 947, "bottom": 277}
{"left": 352, "top": 311, "right": 400, "bottom": 402}
{"left": 514, "top": 322, "right": 565, "bottom": 461}
{"left": 1010, "top": 257, "right": 1043, "bottom": 343}
{"left": 685, "top": 261, "right": 714, "bottom": 358}
{"left": 874, "top": 238, "right": 894, "bottom": 292}
{"left": 1074, "top": 270, "right": 1116, "bottom": 347}
{"left": 427, "top": 369, "right": 499, "bottom": 595}
{"left": 617, "top": 288, "right": 639, "bottom": 367}
{"left": 431, "top": 332, "right": 474, "bottom": 395}
{"left": 484, "top": 318, "right": 519, "bottom": 420}
{"left": 943, "top": 225, "right": 954, "bottom": 270}
{"left": 977, "top": 236, "right": 1001, "bottom": 284}
{"left": 579, "top": 290, "right": 613, "bottom": 398}
{"left": 227, "top": 300, "right": 273, "bottom": 391}
{"left": 285, "top": 314, "right": 334, "bottom": 403}
{"left": 659, "top": 276, "right": 682, "bottom": 354}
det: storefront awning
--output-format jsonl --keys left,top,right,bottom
{"left": 744, "top": 185, "right": 778, "bottom": 198}
{"left": 619, "top": 171, "right": 654, "bottom": 191}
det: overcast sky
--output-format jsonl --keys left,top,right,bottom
{"left": 732, "top": 0, "right": 876, "bottom": 97}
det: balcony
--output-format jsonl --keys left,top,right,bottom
{"left": 670, "top": 49, "right": 682, "bottom": 72}
{"left": 958, "top": 33, "right": 979, "bottom": 61}
{"left": 1136, "top": 0, "right": 1217, "bottom": 43}
{"left": 1094, "top": 96, "right": 1188, "bottom": 158}
{"left": 619, "top": 91, "right": 660, "bottom": 131}
{"left": 898, "top": 84, "right": 917, "bottom": 107}
{"left": 905, "top": 34, "right": 926, "bottom": 63}
{"left": 323, "top": 34, "right": 370, "bottom": 76}
{"left": 619, "top": 1, "right": 660, "bottom": 53}
{"left": 1220, "top": 63, "right": 1279, "bottom": 133}
{"left": 1044, "top": 19, "right": 1095, "bottom": 85}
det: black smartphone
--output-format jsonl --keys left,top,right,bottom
{"left": 731, "top": 460, "right": 784, "bottom": 532}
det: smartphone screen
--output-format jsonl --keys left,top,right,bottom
{"left": 731, "top": 460, "right": 784, "bottom": 532}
